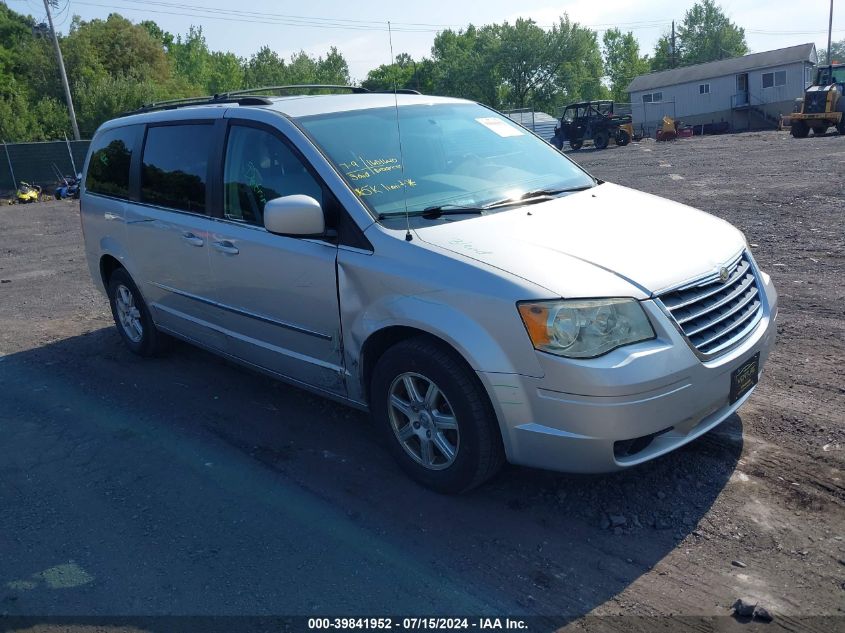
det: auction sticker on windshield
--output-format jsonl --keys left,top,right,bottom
{"left": 475, "top": 117, "right": 523, "bottom": 137}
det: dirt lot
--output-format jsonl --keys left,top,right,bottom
{"left": 0, "top": 130, "right": 843, "bottom": 631}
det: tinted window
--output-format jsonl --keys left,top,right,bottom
{"left": 141, "top": 124, "right": 213, "bottom": 213}
{"left": 86, "top": 126, "right": 137, "bottom": 199}
{"left": 223, "top": 125, "right": 322, "bottom": 226}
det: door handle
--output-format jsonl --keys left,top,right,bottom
{"left": 181, "top": 232, "right": 204, "bottom": 247}
{"left": 212, "top": 240, "right": 239, "bottom": 255}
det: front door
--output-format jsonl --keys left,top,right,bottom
{"left": 207, "top": 121, "right": 345, "bottom": 395}
{"left": 736, "top": 73, "right": 749, "bottom": 105}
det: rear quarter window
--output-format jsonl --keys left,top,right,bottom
{"left": 85, "top": 126, "right": 139, "bottom": 199}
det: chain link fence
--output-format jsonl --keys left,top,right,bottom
{"left": 1, "top": 140, "right": 91, "bottom": 196}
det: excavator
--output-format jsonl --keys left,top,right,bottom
{"left": 790, "top": 63, "right": 845, "bottom": 137}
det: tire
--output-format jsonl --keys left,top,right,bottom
{"left": 790, "top": 120, "right": 809, "bottom": 138}
{"left": 107, "top": 267, "right": 170, "bottom": 356}
{"left": 371, "top": 336, "right": 505, "bottom": 493}
{"left": 593, "top": 130, "right": 609, "bottom": 150}
{"left": 838, "top": 117, "right": 845, "bottom": 136}
{"left": 550, "top": 135, "right": 563, "bottom": 150}
{"left": 615, "top": 129, "right": 631, "bottom": 146}
{"left": 569, "top": 139, "right": 583, "bottom": 151}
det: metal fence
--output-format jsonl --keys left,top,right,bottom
{"left": 1, "top": 139, "right": 91, "bottom": 195}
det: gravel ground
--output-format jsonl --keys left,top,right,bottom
{"left": 0, "top": 130, "right": 843, "bottom": 632}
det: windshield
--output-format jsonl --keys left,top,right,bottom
{"left": 298, "top": 103, "right": 594, "bottom": 218}
{"left": 817, "top": 66, "right": 845, "bottom": 85}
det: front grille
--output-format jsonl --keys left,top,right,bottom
{"left": 659, "top": 252, "right": 763, "bottom": 357}
{"left": 804, "top": 93, "right": 827, "bottom": 114}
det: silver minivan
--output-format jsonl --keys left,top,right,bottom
{"left": 81, "top": 88, "right": 777, "bottom": 492}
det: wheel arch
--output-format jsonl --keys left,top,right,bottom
{"left": 99, "top": 253, "right": 123, "bottom": 288}
{"left": 360, "top": 326, "right": 471, "bottom": 407}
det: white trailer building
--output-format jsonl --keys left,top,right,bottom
{"left": 627, "top": 43, "right": 817, "bottom": 136}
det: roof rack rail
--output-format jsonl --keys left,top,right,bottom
{"left": 121, "top": 94, "right": 273, "bottom": 117}
{"left": 121, "top": 84, "right": 423, "bottom": 117}
{"left": 220, "top": 84, "right": 369, "bottom": 97}
{"left": 375, "top": 89, "right": 422, "bottom": 95}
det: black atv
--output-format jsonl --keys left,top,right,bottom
{"left": 550, "top": 100, "right": 633, "bottom": 151}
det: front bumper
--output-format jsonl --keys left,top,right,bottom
{"left": 480, "top": 270, "right": 778, "bottom": 473}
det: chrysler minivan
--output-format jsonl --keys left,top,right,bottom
{"left": 80, "top": 88, "right": 777, "bottom": 492}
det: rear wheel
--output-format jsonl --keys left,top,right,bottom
{"left": 790, "top": 119, "right": 809, "bottom": 138}
{"left": 593, "top": 130, "right": 609, "bottom": 150}
{"left": 107, "top": 268, "right": 171, "bottom": 356}
{"left": 615, "top": 129, "right": 631, "bottom": 146}
{"left": 371, "top": 336, "right": 505, "bottom": 493}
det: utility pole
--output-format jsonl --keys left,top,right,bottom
{"left": 43, "top": 0, "right": 80, "bottom": 140}
{"left": 827, "top": 0, "right": 834, "bottom": 66}
{"left": 671, "top": 20, "right": 676, "bottom": 68}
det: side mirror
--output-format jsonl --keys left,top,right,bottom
{"left": 263, "top": 195, "right": 325, "bottom": 236}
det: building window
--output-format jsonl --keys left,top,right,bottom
{"left": 762, "top": 70, "right": 787, "bottom": 89}
{"left": 699, "top": 83, "right": 711, "bottom": 95}
{"left": 642, "top": 91, "right": 663, "bottom": 103}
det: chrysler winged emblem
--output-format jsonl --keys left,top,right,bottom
{"left": 719, "top": 267, "right": 729, "bottom": 283}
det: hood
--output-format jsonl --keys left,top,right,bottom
{"left": 414, "top": 182, "right": 746, "bottom": 298}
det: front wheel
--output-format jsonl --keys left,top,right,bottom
{"left": 371, "top": 337, "right": 505, "bottom": 493}
{"left": 107, "top": 268, "right": 171, "bottom": 356}
{"left": 791, "top": 120, "right": 809, "bottom": 138}
{"left": 593, "top": 130, "right": 609, "bottom": 150}
{"left": 615, "top": 129, "right": 631, "bottom": 146}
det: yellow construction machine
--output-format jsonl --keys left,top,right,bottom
{"left": 790, "top": 63, "right": 845, "bottom": 138}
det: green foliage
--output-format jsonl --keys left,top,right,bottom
{"left": 652, "top": 0, "right": 748, "bottom": 71}
{"left": 73, "top": 75, "right": 159, "bottom": 137}
{"left": 603, "top": 28, "right": 650, "bottom": 101}
{"left": 0, "top": 3, "right": 759, "bottom": 141}
{"left": 362, "top": 53, "right": 430, "bottom": 92}
{"left": 425, "top": 15, "right": 607, "bottom": 113}
{"left": 818, "top": 39, "right": 845, "bottom": 65}
{"left": 0, "top": 5, "right": 351, "bottom": 141}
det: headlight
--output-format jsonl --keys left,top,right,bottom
{"left": 517, "top": 298, "right": 655, "bottom": 358}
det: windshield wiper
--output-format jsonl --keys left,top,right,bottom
{"left": 377, "top": 183, "right": 597, "bottom": 219}
{"left": 378, "top": 204, "right": 485, "bottom": 220}
{"left": 519, "top": 183, "right": 596, "bottom": 198}
{"left": 480, "top": 183, "right": 597, "bottom": 210}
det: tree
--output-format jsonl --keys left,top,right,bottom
{"left": 655, "top": 0, "right": 748, "bottom": 69}
{"left": 603, "top": 28, "right": 650, "bottom": 102}
{"left": 495, "top": 18, "right": 556, "bottom": 108}
{"left": 431, "top": 25, "right": 502, "bottom": 108}
{"left": 362, "top": 54, "right": 417, "bottom": 91}
{"left": 316, "top": 47, "right": 351, "bottom": 85}
{"left": 243, "top": 46, "right": 287, "bottom": 88}
{"left": 819, "top": 39, "right": 845, "bottom": 65}
{"left": 168, "top": 26, "right": 211, "bottom": 91}
{"left": 548, "top": 16, "right": 607, "bottom": 109}
{"left": 650, "top": 35, "right": 674, "bottom": 71}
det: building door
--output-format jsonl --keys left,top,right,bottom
{"left": 736, "top": 73, "right": 749, "bottom": 105}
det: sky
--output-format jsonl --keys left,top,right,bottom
{"left": 6, "top": 0, "right": 844, "bottom": 80}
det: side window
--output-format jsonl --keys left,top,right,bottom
{"left": 223, "top": 125, "right": 322, "bottom": 226}
{"left": 141, "top": 124, "right": 213, "bottom": 213}
{"left": 85, "top": 126, "right": 137, "bottom": 199}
